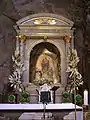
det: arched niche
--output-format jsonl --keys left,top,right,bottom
{"left": 23, "top": 38, "right": 66, "bottom": 87}
{"left": 29, "top": 42, "right": 61, "bottom": 85}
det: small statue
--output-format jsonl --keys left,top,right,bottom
{"left": 41, "top": 57, "right": 49, "bottom": 73}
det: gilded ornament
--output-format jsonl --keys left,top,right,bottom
{"left": 43, "top": 35, "right": 48, "bottom": 42}
{"left": 34, "top": 18, "right": 43, "bottom": 25}
{"left": 19, "top": 34, "right": 26, "bottom": 43}
{"left": 48, "top": 19, "right": 56, "bottom": 25}
{"left": 16, "top": 35, "right": 21, "bottom": 42}
{"left": 63, "top": 35, "right": 72, "bottom": 43}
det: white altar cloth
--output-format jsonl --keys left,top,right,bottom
{"left": 0, "top": 103, "right": 83, "bottom": 120}
{"left": 64, "top": 111, "right": 83, "bottom": 120}
{"left": 0, "top": 103, "right": 82, "bottom": 112}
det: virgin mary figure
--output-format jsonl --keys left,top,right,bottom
{"left": 34, "top": 49, "right": 60, "bottom": 85}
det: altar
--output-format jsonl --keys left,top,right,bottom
{"left": 4, "top": 13, "right": 83, "bottom": 120}
{"left": 0, "top": 103, "right": 83, "bottom": 120}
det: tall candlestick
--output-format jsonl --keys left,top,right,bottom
{"left": 84, "top": 89, "right": 88, "bottom": 105}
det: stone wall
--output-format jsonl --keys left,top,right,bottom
{"left": 0, "top": 0, "right": 19, "bottom": 96}
{"left": 0, "top": 15, "right": 16, "bottom": 94}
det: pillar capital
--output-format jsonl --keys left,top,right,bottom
{"left": 63, "top": 35, "right": 72, "bottom": 43}
{"left": 16, "top": 34, "right": 26, "bottom": 43}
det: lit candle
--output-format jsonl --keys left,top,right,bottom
{"left": 84, "top": 89, "right": 88, "bottom": 105}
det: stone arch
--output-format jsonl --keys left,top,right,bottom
{"left": 24, "top": 38, "right": 66, "bottom": 86}
{"left": 17, "top": 13, "right": 73, "bottom": 26}
{"left": 29, "top": 41, "right": 61, "bottom": 84}
{"left": 25, "top": 39, "right": 64, "bottom": 61}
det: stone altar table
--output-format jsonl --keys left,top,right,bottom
{"left": 0, "top": 103, "right": 82, "bottom": 112}
{"left": 0, "top": 103, "right": 83, "bottom": 120}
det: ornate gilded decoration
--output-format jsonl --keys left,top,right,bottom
{"left": 16, "top": 34, "right": 26, "bottom": 43}
{"left": 34, "top": 18, "right": 43, "bottom": 25}
{"left": 63, "top": 35, "right": 72, "bottom": 43}
{"left": 19, "top": 34, "right": 27, "bottom": 43}
{"left": 48, "top": 19, "right": 56, "bottom": 25}
{"left": 43, "top": 35, "right": 48, "bottom": 42}
{"left": 16, "top": 35, "right": 21, "bottom": 42}
{"left": 33, "top": 18, "right": 57, "bottom": 25}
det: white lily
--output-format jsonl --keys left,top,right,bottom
{"left": 66, "top": 48, "right": 83, "bottom": 91}
{"left": 14, "top": 85, "right": 16, "bottom": 89}
{"left": 11, "top": 84, "right": 14, "bottom": 87}
{"left": 8, "top": 48, "right": 25, "bottom": 92}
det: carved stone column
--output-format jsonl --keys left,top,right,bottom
{"left": 16, "top": 34, "right": 26, "bottom": 63}
{"left": 16, "top": 36, "right": 20, "bottom": 53}
{"left": 63, "top": 35, "right": 72, "bottom": 69}
{"left": 19, "top": 34, "right": 26, "bottom": 64}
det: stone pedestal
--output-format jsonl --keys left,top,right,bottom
{"left": 55, "top": 87, "right": 64, "bottom": 103}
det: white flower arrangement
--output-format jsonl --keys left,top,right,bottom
{"left": 66, "top": 48, "right": 83, "bottom": 91}
{"left": 34, "top": 76, "right": 53, "bottom": 85}
{"left": 9, "top": 49, "right": 25, "bottom": 92}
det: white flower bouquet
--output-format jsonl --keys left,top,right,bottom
{"left": 66, "top": 48, "right": 83, "bottom": 91}
{"left": 9, "top": 49, "right": 25, "bottom": 92}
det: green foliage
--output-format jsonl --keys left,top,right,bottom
{"left": 76, "top": 94, "right": 82, "bottom": 103}
{"left": 21, "top": 91, "right": 30, "bottom": 103}
{"left": 63, "top": 91, "right": 69, "bottom": 98}
{"left": 63, "top": 98, "right": 71, "bottom": 103}
{"left": 22, "top": 92, "right": 29, "bottom": 98}
{"left": 62, "top": 91, "right": 71, "bottom": 103}
{"left": 8, "top": 94, "right": 15, "bottom": 103}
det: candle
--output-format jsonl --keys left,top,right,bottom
{"left": 84, "top": 89, "right": 88, "bottom": 105}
